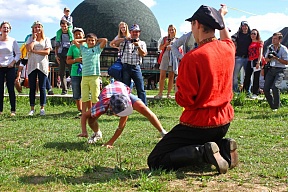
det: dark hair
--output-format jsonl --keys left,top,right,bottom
{"left": 191, "top": 20, "right": 214, "bottom": 33}
{"left": 251, "top": 29, "right": 262, "bottom": 42}
{"left": 273, "top": 32, "right": 283, "bottom": 40}
{"left": 0, "top": 21, "right": 12, "bottom": 30}
{"left": 86, "top": 33, "right": 97, "bottom": 39}
{"left": 60, "top": 20, "right": 68, "bottom": 25}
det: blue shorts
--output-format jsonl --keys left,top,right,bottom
{"left": 129, "top": 93, "right": 140, "bottom": 104}
{"left": 71, "top": 76, "right": 82, "bottom": 100}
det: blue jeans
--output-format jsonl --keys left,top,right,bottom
{"left": 263, "top": 67, "right": 285, "bottom": 109}
{"left": 71, "top": 76, "right": 82, "bottom": 100}
{"left": 28, "top": 69, "right": 48, "bottom": 107}
{"left": 0, "top": 67, "right": 16, "bottom": 112}
{"left": 233, "top": 56, "right": 248, "bottom": 92}
{"left": 122, "top": 64, "right": 147, "bottom": 105}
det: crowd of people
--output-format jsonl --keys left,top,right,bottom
{"left": 1, "top": 4, "right": 288, "bottom": 174}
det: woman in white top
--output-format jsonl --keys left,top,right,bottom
{"left": 109, "top": 21, "right": 130, "bottom": 50}
{"left": 26, "top": 21, "right": 52, "bottom": 116}
{"left": 154, "top": 24, "right": 178, "bottom": 99}
{"left": 0, "top": 21, "right": 21, "bottom": 116}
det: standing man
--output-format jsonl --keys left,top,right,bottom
{"left": 114, "top": 24, "right": 148, "bottom": 105}
{"left": 55, "top": 20, "right": 74, "bottom": 95}
{"left": 263, "top": 32, "right": 288, "bottom": 111}
{"left": 231, "top": 21, "right": 251, "bottom": 93}
{"left": 148, "top": 4, "right": 238, "bottom": 174}
{"left": 171, "top": 31, "right": 196, "bottom": 61}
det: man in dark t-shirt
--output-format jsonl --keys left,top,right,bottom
{"left": 231, "top": 21, "right": 252, "bottom": 93}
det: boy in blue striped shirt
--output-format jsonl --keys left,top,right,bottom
{"left": 73, "top": 33, "right": 107, "bottom": 115}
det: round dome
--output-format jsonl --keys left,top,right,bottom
{"left": 71, "top": 0, "right": 161, "bottom": 47}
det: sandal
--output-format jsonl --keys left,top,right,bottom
{"left": 154, "top": 94, "right": 163, "bottom": 99}
{"left": 167, "top": 94, "right": 172, "bottom": 99}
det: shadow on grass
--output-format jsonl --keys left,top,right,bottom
{"left": 18, "top": 165, "right": 219, "bottom": 185}
{"left": 43, "top": 141, "right": 94, "bottom": 151}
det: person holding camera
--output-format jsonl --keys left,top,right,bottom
{"left": 113, "top": 24, "right": 148, "bottom": 105}
{"left": 154, "top": 24, "right": 179, "bottom": 99}
{"left": 55, "top": 19, "right": 74, "bottom": 95}
{"left": 263, "top": 32, "right": 288, "bottom": 111}
{"left": 243, "top": 29, "right": 263, "bottom": 99}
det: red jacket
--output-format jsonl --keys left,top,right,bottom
{"left": 176, "top": 39, "right": 235, "bottom": 128}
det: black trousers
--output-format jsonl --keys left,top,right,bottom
{"left": 147, "top": 123, "right": 230, "bottom": 170}
{"left": 243, "top": 60, "right": 260, "bottom": 95}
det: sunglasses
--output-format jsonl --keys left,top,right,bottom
{"left": 251, "top": 33, "right": 257, "bottom": 35}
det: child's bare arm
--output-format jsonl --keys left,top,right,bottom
{"left": 97, "top": 38, "right": 108, "bottom": 49}
{"left": 72, "top": 39, "right": 86, "bottom": 48}
{"left": 103, "top": 116, "right": 128, "bottom": 148}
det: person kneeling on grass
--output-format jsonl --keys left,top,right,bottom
{"left": 79, "top": 81, "right": 167, "bottom": 148}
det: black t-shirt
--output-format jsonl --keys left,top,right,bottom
{"left": 235, "top": 32, "right": 251, "bottom": 57}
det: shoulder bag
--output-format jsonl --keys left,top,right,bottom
{"left": 108, "top": 41, "right": 127, "bottom": 81}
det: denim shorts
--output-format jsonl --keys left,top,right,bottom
{"left": 129, "top": 93, "right": 141, "bottom": 104}
{"left": 71, "top": 76, "right": 82, "bottom": 100}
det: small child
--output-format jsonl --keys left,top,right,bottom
{"left": 73, "top": 33, "right": 107, "bottom": 137}
{"left": 61, "top": 7, "right": 73, "bottom": 27}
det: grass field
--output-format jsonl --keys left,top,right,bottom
{"left": 0, "top": 91, "right": 287, "bottom": 191}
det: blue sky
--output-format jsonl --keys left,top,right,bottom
{"left": 1, "top": 0, "right": 288, "bottom": 42}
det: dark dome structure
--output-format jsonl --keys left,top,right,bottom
{"left": 71, "top": 0, "right": 161, "bottom": 47}
{"left": 263, "top": 27, "right": 288, "bottom": 53}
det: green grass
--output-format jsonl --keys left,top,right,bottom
{"left": 0, "top": 93, "right": 287, "bottom": 191}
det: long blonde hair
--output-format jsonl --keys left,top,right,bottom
{"left": 117, "top": 21, "right": 130, "bottom": 38}
{"left": 167, "top": 24, "right": 176, "bottom": 39}
{"left": 31, "top": 21, "right": 45, "bottom": 40}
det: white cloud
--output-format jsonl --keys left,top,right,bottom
{"left": 0, "top": 0, "right": 64, "bottom": 23}
{"left": 177, "top": 13, "right": 288, "bottom": 41}
{"left": 139, "top": 0, "right": 157, "bottom": 8}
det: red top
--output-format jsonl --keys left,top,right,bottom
{"left": 248, "top": 41, "right": 263, "bottom": 61}
{"left": 175, "top": 39, "right": 235, "bottom": 128}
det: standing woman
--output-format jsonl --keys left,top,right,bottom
{"left": 26, "top": 21, "right": 52, "bottom": 116}
{"left": 155, "top": 24, "right": 179, "bottom": 99}
{"left": 0, "top": 21, "right": 21, "bottom": 116}
{"left": 243, "top": 29, "right": 263, "bottom": 99}
{"left": 109, "top": 21, "right": 130, "bottom": 49}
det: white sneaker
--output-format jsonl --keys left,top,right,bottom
{"left": 88, "top": 131, "right": 102, "bottom": 144}
{"left": 28, "top": 110, "right": 35, "bottom": 116}
{"left": 160, "top": 130, "right": 167, "bottom": 138}
{"left": 251, "top": 94, "right": 258, "bottom": 99}
{"left": 40, "top": 109, "right": 45, "bottom": 116}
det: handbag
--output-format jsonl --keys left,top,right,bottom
{"left": 108, "top": 41, "right": 127, "bottom": 80}
{"left": 23, "top": 65, "right": 29, "bottom": 88}
{"left": 108, "top": 58, "right": 123, "bottom": 80}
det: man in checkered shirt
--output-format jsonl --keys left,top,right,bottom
{"left": 115, "top": 24, "right": 148, "bottom": 105}
{"left": 79, "top": 81, "right": 167, "bottom": 148}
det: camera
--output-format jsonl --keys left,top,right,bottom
{"left": 131, "top": 39, "right": 139, "bottom": 43}
{"left": 268, "top": 47, "right": 277, "bottom": 59}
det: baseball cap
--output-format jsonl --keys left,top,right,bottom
{"left": 130, "top": 24, "right": 141, "bottom": 31}
{"left": 72, "top": 27, "right": 84, "bottom": 34}
{"left": 241, "top": 21, "right": 248, "bottom": 26}
{"left": 185, "top": 5, "right": 225, "bottom": 30}
{"left": 109, "top": 94, "right": 133, "bottom": 117}
{"left": 31, "top": 21, "right": 43, "bottom": 28}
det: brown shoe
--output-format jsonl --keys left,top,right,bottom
{"left": 220, "top": 138, "right": 239, "bottom": 169}
{"left": 204, "top": 142, "right": 229, "bottom": 174}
